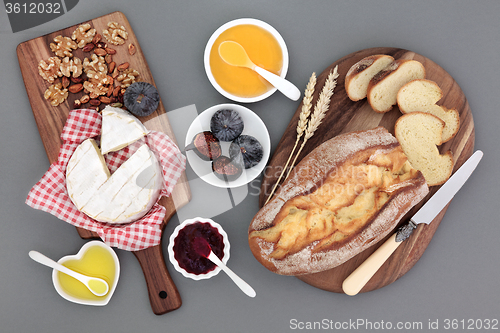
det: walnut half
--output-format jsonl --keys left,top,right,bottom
{"left": 102, "top": 22, "right": 128, "bottom": 45}
{"left": 83, "top": 54, "right": 107, "bottom": 74}
{"left": 38, "top": 57, "right": 62, "bottom": 83}
{"left": 44, "top": 83, "right": 68, "bottom": 106}
{"left": 116, "top": 68, "right": 140, "bottom": 88}
{"left": 71, "top": 23, "right": 96, "bottom": 48}
{"left": 50, "top": 35, "right": 78, "bottom": 58}
{"left": 84, "top": 70, "right": 112, "bottom": 98}
{"left": 60, "top": 57, "right": 83, "bottom": 78}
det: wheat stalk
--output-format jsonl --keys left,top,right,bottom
{"left": 264, "top": 72, "right": 316, "bottom": 205}
{"left": 285, "top": 65, "right": 339, "bottom": 179}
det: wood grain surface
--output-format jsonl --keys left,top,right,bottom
{"left": 17, "top": 11, "right": 190, "bottom": 314}
{"left": 258, "top": 47, "right": 474, "bottom": 293}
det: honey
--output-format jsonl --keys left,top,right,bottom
{"left": 209, "top": 24, "right": 283, "bottom": 98}
{"left": 57, "top": 245, "right": 116, "bottom": 301}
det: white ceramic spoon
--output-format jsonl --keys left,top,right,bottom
{"left": 194, "top": 237, "right": 256, "bottom": 297}
{"left": 218, "top": 40, "right": 301, "bottom": 101}
{"left": 29, "top": 250, "right": 109, "bottom": 297}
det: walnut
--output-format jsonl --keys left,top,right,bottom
{"left": 83, "top": 54, "right": 107, "bottom": 74}
{"left": 60, "top": 56, "right": 83, "bottom": 78}
{"left": 49, "top": 35, "right": 78, "bottom": 58}
{"left": 102, "top": 21, "right": 128, "bottom": 45}
{"left": 71, "top": 23, "right": 96, "bottom": 48}
{"left": 38, "top": 57, "right": 62, "bottom": 83}
{"left": 116, "top": 68, "right": 140, "bottom": 88}
{"left": 44, "top": 83, "right": 68, "bottom": 106}
{"left": 84, "top": 70, "right": 112, "bottom": 98}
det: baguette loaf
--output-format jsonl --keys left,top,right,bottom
{"left": 345, "top": 54, "right": 395, "bottom": 101}
{"left": 249, "top": 127, "right": 428, "bottom": 275}
{"left": 367, "top": 59, "right": 425, "bottom": 113}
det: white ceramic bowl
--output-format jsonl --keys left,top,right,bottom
{"left": 168, "top": 217, "right": 230, "bottom": 281}
{"left": 185, "top": 103, "right": 271, "bottom": 188}
{"left": 204, "top": 18, "right": 289, "bottom": 103}
{"left": 52, "top": 241, "right": 120, "bottom": 306}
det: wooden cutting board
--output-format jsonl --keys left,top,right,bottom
{"left": 17, "top": 11, "right": 191, "bottom": 314}
{"left": 259, "top": 47, "right": 475, "bottom": 293}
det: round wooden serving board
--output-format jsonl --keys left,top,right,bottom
{"left": 258, "top": 47, "right": 475, "bottom": 293}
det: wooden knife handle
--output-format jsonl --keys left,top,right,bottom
{"left": 342, "top": 233, "right": 401, "bottom": 296}
{"left": 133, "top": 244, "right": 182, "bottom": 315}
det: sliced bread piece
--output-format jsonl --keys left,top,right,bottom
{"left": 367, "top": 59, "right": 426, "bottom": 113}
{"left": 395, "top": 112, "right": 454, "bottom": 186}
{"left": 397, "top": 79, "right": 460, "bottom": 142}
{"left": 345, "top": 54, "right": 395, "bottom": 101}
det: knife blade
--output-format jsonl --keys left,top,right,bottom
{"left": 342, "top": 150, "right": 483, "bottom": 296}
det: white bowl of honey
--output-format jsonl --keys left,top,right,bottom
{"left": 52, "top": 241, "right": 120, "bottom": 306}
{"left": 204, "top": 18, "right": 289, "bottom": 103}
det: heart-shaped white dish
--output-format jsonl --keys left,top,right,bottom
{"left": 52, "top": 241, "right": 120, "bottom": 306}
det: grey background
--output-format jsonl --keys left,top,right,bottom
{"left": 1, "top": 0, "right": 499, "bottom": 332}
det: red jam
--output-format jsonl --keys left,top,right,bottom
{"left": 173, "top": 222, "right": 225, "bottom": 275}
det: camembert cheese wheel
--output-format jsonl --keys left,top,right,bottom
{"left": 66, "top": 138, "right": 163, "bottom": 224}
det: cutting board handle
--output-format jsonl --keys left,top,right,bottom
{"left": 133, "top": 244, "right": 182, "bottom": 315}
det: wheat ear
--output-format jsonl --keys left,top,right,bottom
{"left": 264, "top": 73, "right": 317, "bottom": 205}
{"left": 285, "top": 65, "right": 339, "bottom": 179}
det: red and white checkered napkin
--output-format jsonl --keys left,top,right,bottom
{"left": 26, "top": 109, "right": 186, "bottom": 251}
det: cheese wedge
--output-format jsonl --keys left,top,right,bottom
{"left": 100, "top": 106, "right": 149, "bottom": 155}
{"left": 66, "top": 138, "right": 163, "bottom": 224}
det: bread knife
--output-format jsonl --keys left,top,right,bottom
{"left": 342, "top": 150, "right": 483, "bottom": 296}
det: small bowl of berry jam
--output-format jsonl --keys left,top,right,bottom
{"left": 168, "top": 217, "right": 230, "bottom": 280}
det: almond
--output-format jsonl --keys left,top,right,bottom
{"left": 105, "top": 47, "right": 116, "bottom": 55}
{"left": 105, "top": 54, "right": 113, "bottom": 64}
{"left": 112, "top": 86, "right": 121, "bottom": 97}
{"left": 92, "top": 33, "right": 101, "bottom": 44}
{"left": 94, "top": 48, "right": 107, "bottom": 56}
{"left": 99, "top": 96, "right": 112, "bottom": 104}
{"left": 80, "top": 95, "right": 90, "bottom": 104}
{"left": 71, "top": 76, "right": 83, "bottom": 84}
{"left": 62, "top": 76, "right": 70, "bottom": 89}
{"left": 89, "top": 99, "right": 101, "bottom": 106}
{"left": 82, "top": 43, "right": 95, "bottom": 52}
{"left": 68, "top": 83, "right": 83, "bottom": 93}
{"left": 128, "top": 43, "right": 136, "bottom": 55}
{"left": 108, "top": 61, "right": 116, "bottom": 73}
{"left": 73, "top": 99, "right": 82, "bottom": 109}
{"left": 117, "top": 62, "right": 129, "bottom": 71}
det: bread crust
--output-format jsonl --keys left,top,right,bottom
{"left": 397, "top": 79, "right": 460, "bottom": 142}
{"left": 249, "top": 127, "right": 429, "bottom": 275}
{"left": 367, "top": 59, "right": 426, "bottom": 113}
{"left": 345, "top": 54, "right": 395, "bottom": 101}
